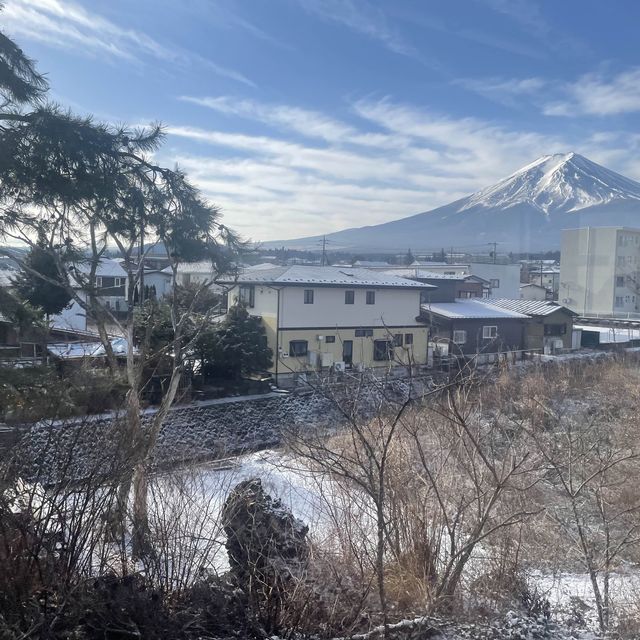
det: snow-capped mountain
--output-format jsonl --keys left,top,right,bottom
{"left": 267, "top": 153, "right": 640, "bottom": 252}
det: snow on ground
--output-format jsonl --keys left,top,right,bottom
{"left": 575, "top": 324, "right": 640, "bottom": 344}
{"left": 171, "top": 448, "right": 640, "bottom": 634}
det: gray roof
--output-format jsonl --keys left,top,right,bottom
{"left": 489, "top": 298, "right": 576, "bottom": 317}
{"left": 223, "top": 266, "right": 435, "bottom": 289}
{"left": 421, "top": 300, "right": 529, "bottom": 319}
{"left": 385, "top": 268, "right": 465, "bottom": 281}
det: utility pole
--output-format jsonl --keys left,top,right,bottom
{"left": 489, "top": 242, "right": 497, "bottom": 264}
{"left": 321, "top": 235, "right": 327, "bottom": 266}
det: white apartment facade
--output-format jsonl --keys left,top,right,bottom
{"left": 222, "top": 266, "right": 432, "bottom": 386}
{"left": 560, "top": 227, "right": 640, "bottom": 317}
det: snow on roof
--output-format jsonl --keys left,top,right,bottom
{"left": 489, "top": 298, "right": 575, "bottom": 317}
{"left": 47, "top": 337, "right": 132, "bottom": 359}
{"left": 246, "top": 262, "right": 282, "bottom": 271}
{"left": 385, "top": 268, "right": 465, "bottom": 281}
{"left": 223, "top": 266, "right": 435, "bottom": 289}
{"left": 76, "top": 258, "right": 127, "bottom": 278}
{"left": 421, "top": 299, "right": 529, "bottom": 319}
{"left": 353, "top": 260, "right": 390, "bottom": 267}
{"left": 520, "top": 283, "right": 547, "bottom": 289}
{"left": 176, "top": 261, "right": 216, "bottom": 274}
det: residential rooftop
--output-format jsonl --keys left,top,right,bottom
{"left": 223, "top": 266, "right": 436, "bottom": 289}
{"left": 420, "top": 299, "right": 529, "bottom": 319}
{"left": 487, "top": 299, "right": 576, "bottom": 317}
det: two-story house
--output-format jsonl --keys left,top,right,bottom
{"left": 221, "top": 266, "right": 433, "bottom": 387}
{"left": 53, "top": 259, "right": 128, "bottom": 331}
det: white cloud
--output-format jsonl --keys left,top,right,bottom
{"left": 179, "top": 96, "right": 356, "bottom": 142}
{"left": 455, "top": 76, "right": 547, "bottom": 106}
{"left": 544, "top": 68, "right": 640, "bottom": 117}
{"left": 160, "top": 97, "right": 591, "bottom": 241}
{"left": 297, "top": 0, "right": 418, "bottom": 58}
{"left": 1, "top": 0, "right": 255, "bottom": 86}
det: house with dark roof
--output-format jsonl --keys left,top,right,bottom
{"left": 219, "top": 266, "right": 434, "bottom": 386}
{"left": 487, "top": 299, "right": 577, "bottom": 351}
{"left": 418, "top": 299, "right": 528, "bottom": 364}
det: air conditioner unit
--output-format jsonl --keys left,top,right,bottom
{"left": 281, "top": 352, "right": 289, "bottom": 358}
{"left": 562, "top": 298, "right": 571, "bottom": 304}
{"left": 334, "top": 361, "right": 346, "bottom": 373}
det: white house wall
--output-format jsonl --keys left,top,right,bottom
{"left": 279, "top": 286, "right": 422, "bottom": 328}
{"left": 470, "top": 263, "right": 521, "bottom": 298}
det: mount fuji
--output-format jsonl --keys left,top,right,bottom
{"left": 267, "top": 153, "right": 640, "bottom": 252}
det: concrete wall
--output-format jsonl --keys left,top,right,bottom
{"left": 559, "top": 227, "right": 637, "bottom": 316}
{"left": 470, "top": 263, "right": 521, "bottom": 298}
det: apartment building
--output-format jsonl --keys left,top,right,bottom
{"left": 560, "top": 227, "right": 640, "bottom": 317}
{"left": 221, "top": 266, "right": 432, "bottom": 386}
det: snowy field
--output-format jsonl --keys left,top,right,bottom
{"left": 157, "top": 448, "right": 640, "bottom": 632}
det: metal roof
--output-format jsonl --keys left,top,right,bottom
{"left": 421, "top": 300, "right": 529, "bottom": 319}
{"left": 222, "top": 266, "right": 435, "bottom": 289}
{"left": 385, "top": 268, "right": 465, "bottom": 281}
{"left": 489, "top": 298, "right": 576, "bottom": 317}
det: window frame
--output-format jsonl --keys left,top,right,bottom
{"left": 95, "top": 276, "right": 103, "bottom": 288}
{"left": 373, "top": 339, "right": 393, "bottom": 361}
{"left": 344, "top": 290, "right": 355, "bottom": 304}
{"left": 453, "top": 330, "right": 467, "bottom": 345}
{"left": 239, "top": 285, "right": 255, "bottom": 308}
{"left": 303, "top": 289, "right": 314, "bottom": 304}
{"left": 404, "top": 333, "right": 413, "bottom": 345}
{"left": 289, "top": 340, "right": 308, "bottom": 357}
{"left": 490, "top": 278, "right": 500, "bottom": 288}
{"left": 366, "top": 290, "right": 376, "bottom": 305}
{"left": 355, "top": 328, "right": 373, "bottom": 337}
{"left": 482, "top": 325, "right": 498, "bottom": 339}
{"left": 393, "top": 333, "right": 403, "bottom": 347}
{"left": 325, "top": 335, "right": 336, "bottom": 343}
{"left": 616, "top": 275, "right": 625, "bottom": 287}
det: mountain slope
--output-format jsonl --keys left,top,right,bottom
{"left": 267, "top": 153, "right": 640, "bottom": 252}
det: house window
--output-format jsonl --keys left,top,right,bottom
{"left": 373, "top": 340, "right": 393, "bottom": 361}
{"left": 345, "top": 290, "right": 355, "bottom": 304}
{"left": 393, "top": 333, "right": 403, "bottom": 347}
{"left": 366, "top": 291, "right": 376, "bottom": 304}
{"left": 405, "top": 333, "right": 413, "bottom": 345}
{"left": 616, "top": 276, "right": 625, "bottom": 287}
{"left": 453, "top": 330, "right": 467, "bottom": 345}
{"left": 544, "top": 324, "right": 567, "bottom": 336}
{"left": 304, "top": 289, "right": 314, "bottom": 304}
{"left": 325, "top": 335, "right": 336, "bottom": 343}
{"left": 355, "top": 328, "right": 374, "bottom": 337}
{"left": 95, "top": 276, "right": 103, "bottom": 288}
{"left": 482, "top": 325, "right": 498, "bottom": 339}
{"left": 239, "top": 285, "right": 255, "bottom": 308}
{"left": 615, "top": 296, "right": 624, "bottom": 307}
{"left": 114, "top": 277, "right": 124, "bottom": 287}
{"left": 289, "top": 340, "right": 308, "bottom": 357}
{"left": 490, "top": 279, "right": 500, "bottom": 288}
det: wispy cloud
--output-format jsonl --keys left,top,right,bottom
{"left": 297, "top": 0, "right": 418, "bottom": 58}
{"left": 1, "top": 0, "right": 255, "bottom": 86}
{"left": 478, "top": 0, "right": 588, "bottom": 57}
{"left": 455, "top": 76, "right": 547, "bottom": 107}
{"left": 545, "top": 68, "right": 640, "bottom": 117}
{"left": 179, "top": 96, "right": 355, "bottom": 142}
{"left": 160, "top": 96, "right": 596, "bottom": 241}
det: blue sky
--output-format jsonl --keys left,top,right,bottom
{"left": 4, "top": 0, "right": 640, "bottom": 241}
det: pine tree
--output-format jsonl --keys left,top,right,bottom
{"left": 13, "top": 238, "right": 71, "bottom": 317}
